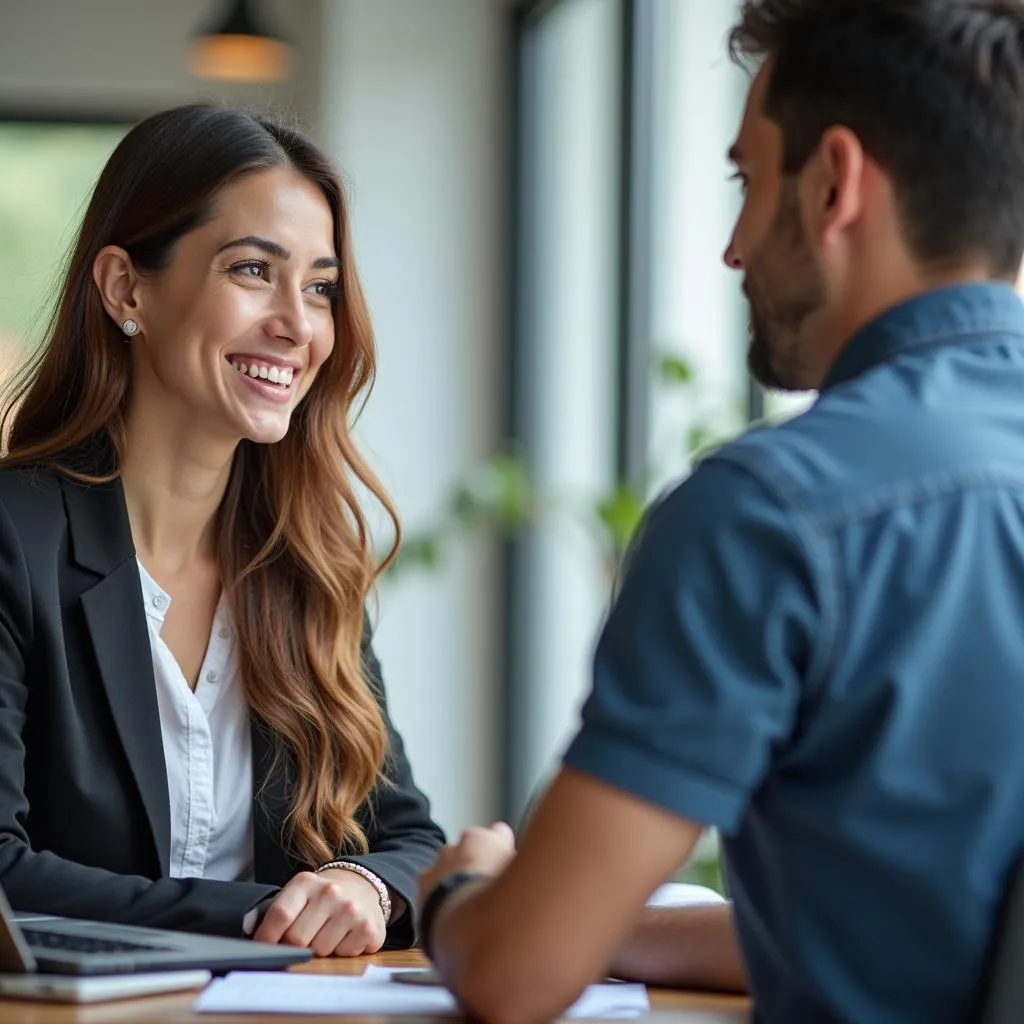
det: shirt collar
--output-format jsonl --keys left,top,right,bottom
{"left": 136, "top": 557, "right": 171, "bottom": 625}
{"left": 822, "top": 282, "right": 1024, "bottom": 391}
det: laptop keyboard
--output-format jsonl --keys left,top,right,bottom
{"left": 20, "top": 927, "right": 175, "bottom": 955}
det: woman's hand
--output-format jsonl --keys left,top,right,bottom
{"left": 253, "top": 869, "right": 387, "bottom": 957}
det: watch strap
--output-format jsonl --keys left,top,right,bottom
{"left": 419, "top": 871, "right": 491, "bottom": 961}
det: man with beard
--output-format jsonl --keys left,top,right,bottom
{"left": 418, "top": 2, "right": 1024, "bottom": 1022}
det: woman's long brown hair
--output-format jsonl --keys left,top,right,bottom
{"left": 0, "top": 105, "right": 399, "bottom": 867}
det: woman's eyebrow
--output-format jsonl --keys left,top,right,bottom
{"left": 217, "top": 236, "right": 341, "bottom": 269}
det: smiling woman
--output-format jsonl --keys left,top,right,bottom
{"left": 0, "top": 105, "right": 444, "bottom": 956}
{"left": 215, "top": 230, "right": 337, "bottom": 405}
{"left": 89, "top": 167, "right": 343, "bottom": 448}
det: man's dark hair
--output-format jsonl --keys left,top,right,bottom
{"left": 730, "top": 0, "right": 1024, "bottom": 277}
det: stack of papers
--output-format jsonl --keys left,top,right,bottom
{"left": 645, "top": 882, "right": 726, "bottom": 908}
{"left": 194, "top": 965, "right": 649, "bottom": 1019}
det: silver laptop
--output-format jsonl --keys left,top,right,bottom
{"left": 0, "top": 884, "right": 311, "bottom": 976}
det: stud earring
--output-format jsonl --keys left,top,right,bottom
{"left": 121, "top": 319, "right": 139, "bottom": 337}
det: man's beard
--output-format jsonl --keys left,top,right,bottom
{"left": 745, "top": 184, "right": 826, "bottom": 393}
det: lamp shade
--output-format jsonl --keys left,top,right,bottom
{"left": 189, "top": 0, "right": 292, "bottom": 83}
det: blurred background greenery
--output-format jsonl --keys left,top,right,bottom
{"left": 391, "top": 353, "right": 728, "bottom": 582}
{"left": 389, "top": 351, "right": 732, "bottom": 894}
{"left": 0, "top": 124, "right": 126, "bottom": 364}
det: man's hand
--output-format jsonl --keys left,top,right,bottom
{"left": 253, "top": 869, "right": 387, "bottom": 957}
{"left": 421, "top": 770, "right": 702, "bottom": 1024}
{"left": 419, "top": 822, "right": 516, "bottom": 904}
{"left": 608, "top": 903, "right": 747, "bottom": 993}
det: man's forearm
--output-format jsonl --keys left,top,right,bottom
{"left": 607, "top": 903, "right": 747, "bottom": 993}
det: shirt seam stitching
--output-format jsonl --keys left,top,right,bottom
{"left": 705, "top": 448, "right": 844, "bottom": 697}
{"left": 809, "top": 465, "right": 1024, "bottom": 532}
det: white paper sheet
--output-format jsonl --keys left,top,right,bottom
{"left": 194, "top": 967, "right": 649, "bottom": 1019}
{"left": 645, "top": 883, "right": 726, "bottom": 908}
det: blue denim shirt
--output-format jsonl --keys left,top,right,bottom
{"left": 565, "top": 283, "right": 1024, "bottom": 1023}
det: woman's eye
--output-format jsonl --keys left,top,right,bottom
{"left": 308, "top": 280, "right": 339, "bottom": 301}
{"left": 231, "top": 260, "right": 270, "bottom": 280}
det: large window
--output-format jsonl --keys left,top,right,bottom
{"left": 509, "top": 0, "right": 762, "bottom": 888}
{"left": 509, "top": 2, "right": 759, "bottom": 809}
{"left": 646, "top": 0, "right": 747, "bottom": 489}
{"left": 0, "top": 121, "right": 126, "bottom": 377}
{"left": 645, "top": 0, "right": 813, "bottom": 449}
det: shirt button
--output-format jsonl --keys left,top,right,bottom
{"left": 218, "top": 627, "right": 231, "bottom": 640}
{"left": 152, "top": 594, "right": 168, "bottom": 610}
{"left": 206, "top": 670, "right": 220, "bottom": 684}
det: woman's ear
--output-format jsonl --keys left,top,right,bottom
{"left": 92, "top": 246, "right": 144, "bottom": 336}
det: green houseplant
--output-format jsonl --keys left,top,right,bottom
{"left": 387, "top": 353, "right": 737, "bottom": 893}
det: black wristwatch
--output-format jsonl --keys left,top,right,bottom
{"left": 418, "top": 872, "right": 491, "bottom": 960}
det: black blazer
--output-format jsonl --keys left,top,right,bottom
{"left": 0, "top": 465, "right": 445, "bottom": 944}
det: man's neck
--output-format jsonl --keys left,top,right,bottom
{"left": 819, "top": 262, "right": 1002, "bottom": 386}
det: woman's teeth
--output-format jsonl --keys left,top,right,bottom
{"left": 230, "top": 360, "right": 294, "bottom": 386}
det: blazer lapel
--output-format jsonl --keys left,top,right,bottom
{"left": 251, "top": 714, "right": 297, "bottom": 884}
{"left": 62, "top": 475, "right": 172, "bottom": 877}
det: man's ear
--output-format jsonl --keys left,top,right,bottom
{"left": 92, "top": 246, "right": 145, "bottom": 335}
{"left": 808, "top": 126, "right": 865, "bottom": 249}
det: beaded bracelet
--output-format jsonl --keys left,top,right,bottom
{"left": 316, "top": 860, "right": 392, "bottom": 924}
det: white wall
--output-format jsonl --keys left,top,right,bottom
{"left": 0, "top": 0, "right": 511, "bottom": 837}
{"left": 512, "top": 0, "right": 621, "bottom": 816}
{"left": 318, "top": 0, "right": 507, "bottom": 836}
{"left": 0, "top": 0, "right": 323, "bottom": 123}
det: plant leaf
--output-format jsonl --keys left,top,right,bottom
{"left": 687, "top": 425, "right": 716, "bottom": 455}
{"left": 451, "top": 454, "right": 532, "bottom": 530}
{"left": 388, "top": 534, "right": 442, "bottom": 576}
{"left": 658, "top": 354, "right": 694, "bottom": 385}
{"left": 596, "top": 484, "right": 646, "bottom": 557}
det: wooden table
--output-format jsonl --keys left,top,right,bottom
{"left": 0, "top": 951, "right": 752, "bottom": 1023}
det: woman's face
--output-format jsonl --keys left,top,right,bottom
{"left": 120, "top": 166, "right": 339, "bottom": 446}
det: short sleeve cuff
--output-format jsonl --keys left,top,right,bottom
{"left": 563, "top": 724, "right": 748, "bottom": 835}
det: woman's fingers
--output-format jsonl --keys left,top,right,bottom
{"left": 254, "top": 869, "right": 387, "bottom": 957}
